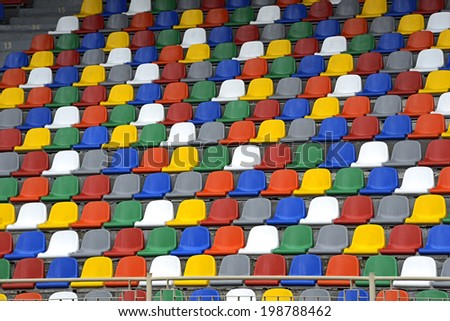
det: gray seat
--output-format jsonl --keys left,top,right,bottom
{"left": 180, "top": 61, "right": 213, "bottom": 83}
{"left": 70, "top": 229, "right": 111, "bottom": 258}
{"left": 260, "top": 23, "right": 285, "bottom": 42}
{"left": 84, "top": 290, "right": 113, "bottom": 301}
{"left": 0, "top": 109, "right": 22, "bottom": 129}
{"left": 233, "top": 198, "right": 271, "bottom": 225}
{"left": 280, "top": 118, "right": 316, "bottom": 142}
{"left": 299, "top": 289, "right": 331, "bottom": 301}
{"left": 382, "top": 140, "right": 421, "bottom": 167}
{"left": 71, "top": 149, "right": 108, "bottom": 175}
{"left": 329, "top": 0, "right": 360, "bottom": 20}
{"left": 369, "top": 16, "right": 395, "bottom": 36}
{"left": 370, "top": 195, "right": 410, "bottom": 224}
{"left": 103, "top": 173, "right": 140, "bottom": 200}
{"left": 252, "top": 0, "right": 276, "bottom": 7}
{"left": 165, "top": 171, "right": 202, "bottom": 198}
{"left": 431, "top": 258, "right": 450, "bottom": 288}
{"left": 270, "top": 77, "right": 302, "bottom": 100}
{"left": 210, "top": 254, "right": 250, "bottom": 286}
{"left": 101, "top": 13, "right": 129, "bottom": 32}
{"left": 366, "top": 95, "right": 402, "bottom": 117}
{"left": 0, "top": 152, "right": 19, "bottom": 177}
{"left": 76, "top": 49, "right": 105, "bottom": 67}
{"left": 100, "top": 64, "right": 132, "bottom": 86}
{"left": 308, "top": 224, "right": 348, "bottom": 254}
{"left": 176, "top": 0, "right": 200, "bottom": 11}
{"left": 379, "top": 51, "right": 414, "bottom": 73}
{"left": 191, "top": 122, "right": 225, "bottom": 146}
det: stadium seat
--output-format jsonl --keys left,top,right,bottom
{"left": 41, "top": 176, "right": 79, "bottom": 202}
{"left": 73, "top": 65, "right": 105, "bottom": 87}
{"left": 0, "top": 152, "right": 19, "bottom": 177}
{"left": 311, "top": 117, "right": 347, "bottom": 142}
{"left": 299, "top": 196, "right": 339, "bottom": 225}
{"left": 0, "top": 68, "right": 26, "bottom": 89}
{"left": 137, "top": 228, "right": 177, "bottom": 257}
{"left": 419, "top": 140, "right": 450, "bottom": 166}
{"left": 165, "top": 199, "right": 206, "bottom": 227}
{"left": 10, "top": 177, "right": 47, "bottom": 203}
{"left": 372, "top": 32, "right": 404, "bottom": 53}
{"left": 104, "top": 256, "right": 146, "bottom": 287}
{"left": 0, "top": 231, "right": 12, "bottom": 257}
{"left": 70, "top": 257, "right": 113, "bottom": 288}
{"left": 380, "top": 224, "right": 422, "bottom": 254}
{"left": 41, "top": 151, "right": 79, "bottom": 176}
{"left": 374, "top": 115, "right": 412, "bottom": 140}
{"left": 405, "top": 194, "right": 446, "bottom": 224}
{"left": 4, "top": 230, "right": 45, "bottom": 259}
{"left": 419, "top": 70, "right": 450, "bottom": 94}
{"left": 328, "top": 74, "right": 362, "bottom": 98}
{"left": 174, "top": 9, "right": 203, "bottom": 29}
{"left": 126, "top": 63, "right": 159, "bottom": 85}
{"left": 419, "top": 225, "right": 450, "bottom": 255}
{"left": 2, "top": 258, "right": 44, "bottom": 290}
{"left": 308, "top": 224, "right": 348, "bottom": 254}
{"left": 11, "top": 151, "right": 48, "bottom": 177}
{"left": 394, "top": 166, "right": 434, "bottom": 194}
{"left": 431, "top": 167, "right": 450, "bottom": 194}
{"left": 342, "top": 18, "right": 368, "bottom": 38}
{"left": 403, "top": 30, "right": 434, "bottom": 52}
{"left": 262, "top": 288, "right": 294, "bottom": 301}
{"left": 359, "top": 167, "right": 398, "bottom": 195}
{"left": 189, "top": 288, "right": 220, "bottom": 301}
{"left": 434, "top": 30, "right": 450, "bottom": 50}
{"left": 292, "top": 168, "right": 331, "bottom": 196}
{"left": 23, "top": 34, "right": 54, "bottom": 55}
{"left": 133, "top": 172, "right": 171, "bottom": 199}
{"left": 193, "top": 144, "right": 228, "bottom": 170}
{"left": 135, "top": 200, "right": 175, "bottom": 227}
{"left": 130, "top": 104, "right": 164, "bottom": 127}
{"left": 356, "top": 255, "right": 398, "bottom": 287}
{"left": 123, "top": 12, "right": 154, "bottom": 31}
{"left": 393, "top": 256, "right": 437, "bottom": 288}
{"left": 102, "top": 125, "right": 137, "bottom": 149}
{"left": 70, "top": 229, "right": 111, "bottom": 258}
{"left": 35, "top": 202, "right": 77, "bottom": 230}
{"left": 337, "top": 289, "right": 369, "bottom": 301}
{"left": 226, "top": 288, "right": 256, "bottom": 301}
{"left": 343, "top": 224, "right": 384, "bottom": 254}
{"left": 343, "top": 116, "right": 379, "bottom": 141}
{"left": 37, "top": 231, "right": 78, "bottom": 259}
{"left": 200, "top": 198, "right": 239, "bottom": 226}
{"left": 103, "top": 173, "right": 141, "bottom": 200}
{"left": 196, "top": 171, "right": 233, "bottom": 197}
{"left": 223, "top": 145, "right": 261, "bottom": 171}
{"left": 432, "top": 92, "right": 450, "bottom": 116}
{"left": 0, "top": 52, "right": 28, "bottom": 71}
{"left": 245, "top": 254, "right": 286, "bottom": 286}
{"left": 132, "top": 147, "right": 168, "bottom": 173}
{"left": 410, "top": 48, "right": 444, "bottom": 72}
{"left": 319, "top": 141, "right": 356, "bottom": 169}
{"left": 72, "top": 126, "right": 109, "bottom": 150}
{"left": 238, "top": 225, "right": 279, "bottom": 254}
{"left": 174, "top": 254, "right": 216, "bottom": 287}
{"left": 346, "top": 33, "right": 375, "bottom": 54}
{"left": 316, "top": 37, "right": 347, "bottom": 57}
{"left": 317, "top": 254, "right": 360, "bottom": 287}
{"left": 0, "top": 87, "right": 24, "bottom": 108}
{"left": 330, "top": 0, "right": 359, "bottom": 19}
{"left": 70, "top": 201, "right": 110, "bottom": 228}
{"left": 388, "top": 72, "right": 423, "bottom": 96}
{"left": 77, "top": 33, "right": 105, "bottom": 53}
{"left": 103, "top": 227, "right": 144, "bottom": 257}
{"left": 226, "top": 170, "right": 265, "bottom": 197}
{"left": 351, "top": 141, "right": 389, "bottom": 168}
{"left": 152, "top": 289, "right": 184, "bottom": 301}
{"left": 45, "top": 106, "right": 79, "bottom": 129}
{"left": 273, "top": 225, "right": 313, "bottom": 255}
{"left": 0, "top": 129, "right": 21, "bottom": 152}
{"left": 204, "top": 226, "right": 244, "bottom": 256}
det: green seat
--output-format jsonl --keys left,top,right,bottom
{"left": 0, "top": 259, "right": 10, "bottom": 281}
{"left": 286, "top": 143, "right": 324, "bottom": 169}
{"left": 216, "top": 101, "right": 250, "bottom": 123}
{"left": 131, "top": 123, "right": 167, "bottom": 148}
{"left": 326, "top": 168, "right": 364, "bottom": 195}
{"left": 272, "top": 225, "right": 313, "bottom": 255}
{"left": 184, "top": 81, "right": 217, "bottom": 103}
{"left": 355, "top": 255, "right": 398, "bottom": 287}
{"left": 102, "top": 104, "right": 136, "bottom": 128}
{"left": 442, "top": 213, "right": 450, "bottom": 224}
{"left": 41, "top": 175, "right": 80, "bottom": 202}
{"left": 287, "top": 22, "right": 313, "bottom": 41}
{"left": 225, "top": 6, "right": 254, "bottom": 26}
{"left": 156, "top": 29, "right": 181, "bottom": 49}
{"left": 208, "top": 42, "right": 237, "bottom": 63}
{"left": 153, "top": 289, "right": 184, "bottom": 301}
{"left": 46, "top": 86, "right": 80, "bottom": 108}
{"left": 152, "top": 0, "right": 177, "bottom": 13}
{"left": 52, "top": 34, "right": 80, "bottom": 53}
{"left": 0, "top": 178, "right": 18, "bottom": 202}
{"left": 103, "top": 200, "right": 143, "bottom": 228}
{"left": 415, "top": 290, "right": 449, "bottom": 301}
{"left": 265, "top": 56, "right": 297, "bottom": 79}
{"left": 345, "top": 34, "right": 375, "bottom": 55}
{"left": 44, "top": 127, "right": 80, "bottom": 151}
{"left": 137, "top": 227, "right": 177, "bottom": 257}
{"left": 194, "top": 145, "right": 230, "bottom": 172}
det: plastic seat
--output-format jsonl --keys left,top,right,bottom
{"left": 36, "top": 230, "right": 78, "bottom": 259}
{"left": 165, "top": 199, "right": 206, "bottom": 227}
{"left": 410, "top": 48, "right": 444, "bottom": 73}
{"left": 44, "top": 87, "right": 79, "bottom": 109}
{"left": 70, "top": 256, "right": 113, "bottom": 288}
{"left": 137, "top": 228, "right": 177, "bottom": 257}
{"left": 84, "top": 290, "right": 113, "bottom": 301}
{"left": 313, "top": 19, "right": 340, "bottom": 41}
{"left": 404, "top": 194, "right": 445, "bottom": 224}
{"left": 181, "top": 61, "right": 213, "bottom": 83}
{"left": 99, "top": 84, "right": 134, "bottom": 106}
{"left": 402, "top": 31, "right": 434, "bottom": 53}
{"left": 41, "top": 176, "right": 79, "bottom": 202}
{"left": 431, "top": 92, "right": 450, "bottom": 116}
{"left": 155, "top": 82, "right": 188, "bottom": 105}
{"left": 256, "top": 169, "right": 296, "bottom": 196}
{"left": 223, "top": 145, "right": 260, "bottom": 171}
{"left": 356, "top": 73, "right": 392, "bottom": 97}
{"left": 394, "top": 166, "right": 434, "bottom": 194}
{"left": 173, "top": 9, "right": 203, "bottom": 29}
{"left": 200, "top": 9, "right": 229, "bottom": 29}
{"left": 19, "top": 67, "right": 53, "bottom": 89}
{"left": 297, "top": 76, "right": 331, "bottom": 99}
{"left": 308, "top": 224, "right": 348, "bottom": 254}
{"left": 103, "top": 174, "right": 140, "bottom": 200}
{"left": 195, "top": 171, "right": 232, "bottom": 198}
{"left": 70, "top": 201, "right": 110, "bottom": 228}
{"left": 358, "top": 167, "right": 398, "bottom": 195}
{"left": 102, "top": 148, "right": 138, "bottom": 174}
{"left": 319, "top": 141, "right": 356, "bottom": 169}
{"left": 161, "top": 146, "right": 198, "bottom": 173}
{"left": 418, "top": 225, "right": 450, "bottom": 255}
{"left": 369, "top": 195, "right": 410, "bottom": 224}
{"left": 133, "top": 172, "right": 171, "bottom": 199}
{"left": 317, "top": 254, "right": 360, "bottom": 287}
{"left": 374, "top": 115, "right": 411, "bottom": 140}
{"left": 102, "top": 125, "right": 138, "bottom": 149}
{"left": 71, "top": 86, "right": 105, "bottom": 109}
{"left": 162, "top": 171, "right": 201, "bottom": 198}
{"left": 12, "top": 128, "right": 49, "bottom": 152}
{"left": 0, "top": 152, "right": 19, "bottom": 178}
{"left": 350, "top": 141, "right": 389, "bottom": 168}
{"left": 103, "top": 227, "right": 144, "bottom": 257}
{"left": 23, "top": 34, "right": 54, "bottom": 55}
{"left": 201, "top": 226, "right": 244, "bottom": 256}
{"left": 299, "top": 196, "right": 340, "bottom": 225}
{"left": 298, "top": 289, "right": 330, "bottom": 301}
{"left": 393, "top": 256, "right": 437, "bottom": 288}
{"left": 130, "top": 104, "right": 164, "bottom": 127}
{"left": 233, "top": 41, "right": 265, "bottom": 62}
{"left": 225, "top": 170, "right": 265, "bottom": 197}
{"left": 316, "top": 37, "right": 347, "bottom": 57}
{"left": 0, "top": 231, "right": 12, "bottom": 258}
{"left": 226, "top": 288, "right": 256, "bottom": 301}
{"left": 4, "top": 230, "right": 45, "bottom": 259}
{"left": 371, "top": 32, "right": 404, "bottom": 54}
{"left": 132, "top": 148, "right": 168, "bottom": 174}
{"left": 262, "top": 288, "right": 294, "bottom": 301}
{"left": 396, "top": 14, "right": 424, "bottom": 36}
{"left": 431, "top": 167, "right": 450, "bottom": 194}
{"left": 219, "top": 121, "right": 254, "bottom": 145}
{"left": 342, "top": 116, "right": 379, "bottom": 141}
{"left": 225, "top": 5, "right": 254, "bottom": 26}
{"left": 328, "top": 75, "right": 362, "bottom": 98}
{"left": 0, "top": 68, "right": 26, "bottom": 89}
{"left": 379, "top": 51, "right": 413, "bottom": 74}
{"left": 174, "top": 254, "right": 216, "bottom": 287}
{"left": 134, "top": 201, "right": 174, "bottom": 228}
{"left": 11, "top": 151, "right": 48, "bottom": 177}
{"left": 419, "top": 70, "right": 450, "bottom": 94}
{"left": 329, "top": 0, "right": 359, "bottom": 19}
{"left": 306, "top": 97, "right": 339, "bottom": 121}
{"left": 245, "top": 254, "right": 286, "bottom": 286}
{"left": 379, "top": 224, "right": 422, "bottom": 255}
{"left": 70, "top": 229, "right": 111, "bottom": 258}
{"left": 434, "top": 29, "right": 450, "bottom": 50}
{"left": 356, "top": 0, "right": 387, "bottom": 18}
{"left": 77, "top": 33, "right": 106, "bottom": 53}
{"left": 36, "top": 202, "right": 77, "bottom": 230}
{"left": 123, "top": 12, "right": 153, "bottom": 31}
{"left": 72, "top": 126, "right": 108, "bottom": 151}
{"left": 337, "top": 289, "right": 369, "bottom": 301}
{"left": 249, "top": 5, "right": 280, "bottom": 25}
{"left": 346, "top": 33, "right": 375, "bottom": 54}
{"left": 0, "top": 178, "right": 17, "bottom": 203}
{"left": 341, "top": 18, "right": 368, "bottom": 39}
{"left": 238, "top": 225, "right": 279, "bottom": 254}
{"left": 311, "top": 117, "right": 347, "bottom": 142}
{"left": 419, "top": 140, "right": 450, "bottom": 167}
{"left": 152, "top": 289, "right": 184, "bottom": 301}
{"left": 386, "top": 73, "right": 423, "bottom": 97}
{"left": 40, "top": 150, "right": 79, "bottom": 176}
{"left": 290, "top": 38, "right": 319, "bottom": 59}
{"left": 73, "top": 65, "right": 105, "bottom": 87}
{"left": 343, "top": 224, "right": 384, "bottom": 255}
{"left": 270, "top": 79, "right": 302, "bottom": 102}
{"left": 354, "top": 255, "right": 398, "bottom": 288}
{"left": 291, "top": 168, "right": 330, "bottom": 196}
{"left": 123, "top": 63, "right": 158, "bottom": 85}
{"left": 0, "top": 52, "right": 28, "bottom": 71}
{"left": 102, "top": 32, "right": 129, "bottom": 52}
{"left": 104, "top": 256, "right": 147, "bottom": 288}
{"left": 180, "top": 27, "right": 206, "bottom": 49}
{"left": 131, "top": 123, "right": 166, "bottom": 148}
{"left": 272, "top": 225, "right": 313, "bottom": 255}
{"left": 159, "top": 122, "right": 195, "bottom": 147}
{"left": 2, "top": 258, "right": 44, "bottom": 290}
{"left": 43, "top": 106, "right": 79, "bottom": 130}
{"left": 73, "top": 14, "right": 104, "bottom": 34}
{"left": 0, "top": 128, "right": 21, "bottom": 152}
{"left": 332, "top": 195, "right": 372, "bottom": 224}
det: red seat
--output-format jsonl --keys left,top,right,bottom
{"left": 153, "top": 62, "right": 186, "bottom": 84}
{"left": 219, "top": 120, "right": 255, "bottom": 145}
{"left": 431, "top": 166, "right": 450, "bottom": 194}
{"left": 245, "top": 254, "right": 286, "bottom": 286}
{"left": 276, "top": 0, "right": 300, "bottom": 7}
{"left": 414, "top": 0, "right": 444, "bottom": 14}
{"left": 103, "top": 228, "right": 144, "bottom": 257}
{"left": 0, "top": 129, "right": 21, "bottom": 151}
{"left": 154, "top": 45, "right": 184, "bottom": 65}
{"left": 9, "top": 177, "right": 49, "bottom": 203}
{"left": 155, "top": 82, "right": 189, "bottom": 104}
{"left": 291, "top": 38, "right": 319, "bottom": 58}
{"left": 407, "top": 114, "right": 445, "bottom": 139}
{"left": 380, "top": 224, "right": 422, "bottom": 255}
{"left": 105, "top": 256, "right": 147, "bottom": 287}
{"left": 203, "top": 226, "right": 244, "bottom": 255}
{"left": 342, "top": 18, "right": 368, "bottom": 38}
{"left": 418, "top": 139, "right": 450, "bottom": 167}
{"left": 13, "top": 292, "right": 43, "bottom": 301}
{"left": 399, "top": 93, "right": 433, "bottom": 117}
{"left": 119, "top": 290, "right": 146, "bottom": 301}
{"left": 260, "top": 169, "right": 298, "bottom": 196}
{"left": 402, "top": 30, "right": 434, "bottom": 52}
{"left": 351, "top": 52, "right": 383, "bottom": 76}
{"left": 72, "top": 175, "right": 110, "bottom": 201}
{"left": 199, "top": 8, "right": 228, "bottom": 27}
{"left": 2, "top": 258, "right": 44, "bottom": 290}
{"left": 70, "top": 201, "right": 111, "bottom": 229}
{"left": 73, "top": 85, "right": 107, "bottom": 107}
{"left": 339, "top": 96, "right": 370, "bottom": 119}
{"left": 18, "top": 87, "right": 52, "bottom": 109}
{"left": 317, "top": 254, "right": 360, "bottom": 287}
{"left": 72, "top": 105, "right": 108, "bottom": 129}
{"left": 255, "top": 143, "right": 292, "bottom": 170}
{"left": 342, "top": 116, "right": 379, "bottom": 141}
{"left": 297, "top": 76, "right": 331, "bottom": 98}
{"left": 51, "top": 50, "right": 80, "bottom": 69}
{"left": 123, "top": 12, "right": 154, "bottom": 32}
{"left": 235, "top": 57, "right": 267, "bottom": 80}
{"left": 132, "top": 148, "right": 169, "bottom": 173}
{"left": 376, "top": 290, "right": 409, "bottom": 301}
{"left": 388, "top": 71, "right": 423, "bottom": 95}
{"left": 0, "top": 68, "right": 26, "bottom": 89}
{"left": 234, "top": 25, "right": 260, "bottom": 45}
{"left": 303, "top": 1, "right": 333, "bottom": 22}
{"left": 0, "top": 231, "right": 12, "bottom": 258}
{"left": 201, "top": 0, "right": 225, "bottom": 10}
{"left": 196, "top": 171, "right": 234, "bottom": 197}
{"left": 200, "top": 198, "right": 239, "bottom": 226}
{"left": 11, "top": 151, "right": 49, "bottom": 177}
{"left": 160, "top": 102, "right": 192, "bottom": 125}
{"left": 23, "top": 34, "right": 54, "bottom": 54}
{"left": 129, "top": 30, "right": 155, "bottom": 51}
{"left": 245, "top": 100, "right": 280, "bottom": 122}
{"left": 74, "top": 14, "right": 104, "bottom": 34}
{"left": 334, "top": 195, "right": 374, "bottom": 224}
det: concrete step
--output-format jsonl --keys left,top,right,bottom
{"left": 32, "top": 0, "right": 82, "bottom": 8}
{"left": 10, "top": 15, "right": 60, "bottom": 25}
{"left": 18, "top": 6, "right": 80, "bottom": 16}
{"left": 0, "top": 39, "right": 30, "bottom": 51}
{"left": 0, "top": 23, "right": 54, "bottom": 32}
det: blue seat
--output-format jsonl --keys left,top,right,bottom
{"left": 102, "top": 148, "right": 139, "bottom": 174}
{"left": 102, "top": 0, "right": 127, "bottom": 17}
{"left": 359, "top": 167, "right": 399, "bottom": 195}
{"left": 170, "top": 226, "right": 211, "bottom": 256}
{"left": 374, "top": 115, "right": 412, "bottom": 140}
{"left": 337, "top": 289, "right": 369, "bottom": 301}
{"left": 276, "top": 98, "right": 310, "bottom": 121}
{"left": 280, "top": 254, "right": 322, "bottom": 286}
{"left": 439, "top": 55, "right": 450, "bottom": 70}
{"left": 226, "top": 0, "right": 250, "bottom": 10}
{"left": 4, "top": 231, "right": 46, "bottom": 260}
{"left": 208, "top": 26, "right": 233, "bottom": 47}
{"left": 36, "top": 257, "right": 78, "bottom": 289}
{"left": 357, "top": 73, "right": 392, "bottom": 97}
{"left": 208, "top": 59, "right": 241, "bottom": 81}
{"left": 228, "top": 170, "right": 266, "bottom": 197}
{"left": 15, "top": 107, "right": 51, "bottom": 130}
{"left": 78, "top": 32, "right": 105, "bottom": 53}
{"left": 190, "top": 102, "right": 221, "bottom": 125}
{"left": 292, "top": 55, "right": 325, "bottom": 78}
{"left": 73, "top": 126, "right": 109, "bottom": 150}
{"left": 148, "top": 11, "right": 179, "bottom": 31}
{"left": 128, "top": 83, "right": 162, "bottom": 105}
{"left": 130, "top": 46, "right": 158, "bottom": 67}
{"left": 47, "top": 66, "right": 79, "bottom": 88}
{"left": 419, "top": 225, "right": 450, "bottom": 255}
{"left": 311, "top": 117, "right": 348, "bottom": 142}
{"left": 133, "top": 172, "right": 171, "bottom": 199}
{"left": 319, "top": 142, "right": 356, "bottom": 169}
{"left": 314, "top": 19, "right": 340, "bottom": 41}
{"left": 0, "top": 51, "right": 28, "bottom": 71}
{"left": 276, "top": 4, "right": 307, "bottom": 24}
{"left": 189, "top": 288, "right": 220, "bottom": 301}
{"left": 371, "top": 33, "right": 404, "bottom": 53}
{"left": 266, "top": 197, "right": 306, "bottom": 225}
{"left": 385, "top": 0, "right": 416, "bottom": 17}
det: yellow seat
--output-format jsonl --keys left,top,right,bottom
{"left": 22, "top": 51, "right": 54, "bottom": 71}
{"left": 343, "top": 224, "right": 385, "bottom": 255}
{"left": 0, "top": 88, "right": 24, "bottom": 109}
{"left": 14, "top": 128, "right": 50, "bottom": 152}
{"left": 173, "top": 9, "right": 203, "bottom": 29}
{"left": 433, "top": 29, "right": 450, "bottom": 50}
{"left": 262, "top": 288, "right": 294, "bottom": 301}
{"left": 162, "top": 146, "right": 199, "bottom": 173}
{"left": 293, "top": 168, "right": 332, "bottom": 196}
{"left": 249, "top": 119, "right": 285, "bottom": 143}
{"left": 73, "top": 65, "right": 105, "bottom": 87}
{"left": 441, "top": 125, "right": 450, "bottom": 138}
{"left": 260, "top": 39, "right": 292, "bottom": 59}
{"left": 100, "top": 84, "right": 134, "bottom": 106}
{"left": 174, "top": 254, "right": 216, "bottom": 287}
{"left": 356, "top": 0, "right": 387, "bottom": 18}
{"left": 166, "top": 199, "right": 206, "bottom": 227}
{"left": 37, "top": 202, "right": 78, "bottom": 229}
{"left": 240, "top": 78, "right": 274, "bottom": 101}
{"left": 397, "top": 14, "right": 424, "bottom": 35}
{"left": 405, "top": 194, "right": 446, "bottom": 225}
{"left": 179, "top": 43, "right": 210, "bottom": 64}
{"left": 0, "top": 204, "right": 15, "bottom": 230}
{"left": 102, "top": 125, "right": 138, "bottom": 149}
{"left": 418, "top": 70, "right": 450, "bottom": 94}
{"left": 103, "top": 32, "right": 130, "bottom": 52}
{"left": 320, "top": 53, "right": 354, "bottom": 77}
{"left": 75, "top": 0, "right": 102, "bottom": 18}
{"left": 305, "top": 97, "right": 340, "bottom": 120}
{"left": 0, "top": 294, "right": 6, "bottom": 301}
{"left": 70, "top": 256, "right": 113, "bottom": 288}
{"left": 302, "top": 0, "right": 320, "bottom": 5}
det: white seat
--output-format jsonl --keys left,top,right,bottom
{"left": 394, "top": 166, "right": 435, "bottom": 194}
{"left": 315, "top": 36, "right": 347, "bottom": 56}
{"left": 100, "top": 48, "right": 132, "bottom": 67}
{"left": 409, "top": 49, "right": 444, "bottom": 72}
{"left": 238, "top": 225, "right": 279, "bottom": 254}
{"left": 127, "top": 63, "right": 159, "bottom": 85}
{"left": 232, "top": 41, "right": 264, "bottom": 61}
{"left": 393, "top": 256, "right": 437, "bottom": 288}
{"left": 134, "top": 200, "right": 174, "bottom": 227}
{"left": 426, "top": 12, "right": 450, "bottom": 33}
{"left": 160, "top": 122, "right": 196, "bottom": 147}
{"left": 130, "top": 103, "right": 164, "bottom": 126}
{"left": 351, "top": 141, "right": 389, "bottom": 168}
{"left": 139, "top": 255, "right": 181, "bottom": 287}
{"left": 37, "top": 230, "right": 79, "bottom": 258}
{"left": 299, "top": 196, "right": 339, "bottom": 225}
{"left": 48, "top": 16, "right": 79, "bottom": 35}
{"left": 42, "top": 150, "right": 80, "bottom": 176}
{"left": 19, "top": 67, "right": 53, "bottom": 89}
{"left": 226, "top": 288, "right": 257, "bottom": 301}
{"left": 431, "top": 92, "right": 450, "bottom": 116}
{"left": 6, "top": 202, "right": 47, "bottom": 230}
{"left": 124, "top": 0, "right": 151, "bottom": 15}
{"left": 180, "top": 28, "right": 207, "bottom": 49}
{"left": 223, "top": 145, "right": 261, "bottom": 171}
{"left": 211, "top": 79, "right": 246, "bottom": 102}
{"left": 48, "top": 291, "right": 78, "bottom": 301}
{"left": 328, "top": 74, "right": 362, "bottom": 97}
{"left": 45, "top": 106, "right": 80, "bottom": 129}
{"left": 250, "top": 5, "right": 281, "bottom": 25}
